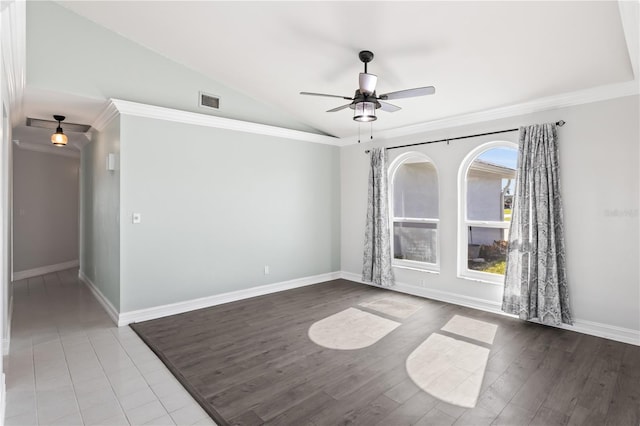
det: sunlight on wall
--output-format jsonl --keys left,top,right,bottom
{"left": 308, "top": 307, "right": 400, "bottom": 350}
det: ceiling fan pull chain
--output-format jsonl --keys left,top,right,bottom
{"left": 370, "top": 122, "right": 373, "bottom": 140}
{"left": 358, "top": 123, "right": 361, "bottom": 143}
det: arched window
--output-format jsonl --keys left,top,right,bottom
{"left": 458, "top": 142, "right": 518, "bottom": 283}
{"left": 389, "top": 152, "right": 439, "bottom": 271}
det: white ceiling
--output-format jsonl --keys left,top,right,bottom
{"left": 24, "top": 1, "right": 639, "bottom": 141}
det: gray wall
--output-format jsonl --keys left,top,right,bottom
{"left": 341, "top": 95, "right": 640, "bottom": 332}
{"left": 80, "top": 119, "right": 121, "bottom": 310}
{"left": 119, "top": 115, "right": 340, "bottom": 312}
{"left": 13, "top": 148, "right": 79, "bottom": 272}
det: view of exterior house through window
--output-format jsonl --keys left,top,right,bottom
{"left": 391, "top": 154, "right": 439, "bottom": 269}
{"left": 466, "top": 147, "right": 517, "bottom": 276}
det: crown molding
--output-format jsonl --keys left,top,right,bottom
{"left": 109, "top": 99, "right": 343, "bottom": 146}
{"left": 92, "top": 79, "right": 638, "bottom": 148}
{"left": 13, "top": 140, "right": 80, "bottom": 159}
{"left": 367, "top": 80, "right": 640, "bottom": 143}
{"left": 91, "top": 100, "right": 119, "bottom": 132}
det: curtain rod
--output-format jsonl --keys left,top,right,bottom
{"left": 364, "top": 120, "right": 565, "bottom": 153}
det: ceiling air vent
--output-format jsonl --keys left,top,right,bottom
{"left": 199, "top": 92, "right": 220, "bottom": 110}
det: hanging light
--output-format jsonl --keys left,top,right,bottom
{"left": 353, "top": 101, "right": 377, "bottom": 122}
{"left": 51, "top": 115, "right": 68, "bottom": 147}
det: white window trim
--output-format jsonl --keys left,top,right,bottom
{"left": 457, "top": 141, "right": 517, "bottom": 285}
{"left": 388, "top": 151, "right": 440, "bottom": 272}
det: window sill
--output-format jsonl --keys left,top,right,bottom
{"left": 457, "top": 273, "right": 505, "bottom": 286}
{"left": 393, "top": 264, "right": 440, "bottom": 274}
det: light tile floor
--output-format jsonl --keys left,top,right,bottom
{"left": 4, "top": 268, "right": 217, "bottom": 426}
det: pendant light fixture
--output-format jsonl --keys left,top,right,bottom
{"left": 51, "top": 115, "right": 68, "bottom": 147}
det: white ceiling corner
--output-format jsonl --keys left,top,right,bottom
{"left": 2, "top": 0, "right": 26, "bottom": 126}
{"left": 618, "top": 0, "right": 640, "bottom": 80}
{"left": 14, "top": 139, "right": 81, "bottom": 159}
{"left": 92, "top": 100, "right": 119, "bottom": 132}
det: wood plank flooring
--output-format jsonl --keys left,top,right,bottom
{"left": 130, "top": 280, "right": 640, "bottom": 426}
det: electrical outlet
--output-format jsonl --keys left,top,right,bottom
{"left": 264, "top": 265, "right": 270, "bottom": 275}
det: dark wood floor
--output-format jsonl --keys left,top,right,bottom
{"left": 132, "top": 280, "right": 640, "bottom": 426}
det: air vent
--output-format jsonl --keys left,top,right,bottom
{"left": 199, "top": 92, "right": 220, "bottom": 109}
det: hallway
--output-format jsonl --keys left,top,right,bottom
{"left": 4, "top": 268, "right": 216, "bottom": 426}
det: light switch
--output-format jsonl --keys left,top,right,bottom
{"left": 132, "top": 213, "right": 142, "bottom": 224}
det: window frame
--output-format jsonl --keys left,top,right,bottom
{"left": 457, "top": 141, "right": 518, "bottom": 285}
{"left": 388, "top": 151, "right": 440, "bottom": 273}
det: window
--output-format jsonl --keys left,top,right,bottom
{"left": 389, "top": 153, "right": 439, "bottom": 271}
{"left": 459, "top": 142, "right": 518, "bottom": 284}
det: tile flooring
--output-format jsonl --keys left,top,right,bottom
{"left": 4, "top": 268, "right": 216, "bottom": 426}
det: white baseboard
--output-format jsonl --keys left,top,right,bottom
{"left": 118, "top": 271, "right": 342, "bottom": 326}
{"left": 567, "top": 319, "right": 640, "bottom": 346}
{"left": 340, "top": 271, "right": 640, "bottom": 346}
{"left": 13, "top": 259, "right": 79, "bottom": 281}
{"left": 78, "top": 271, "right": 120, "bottom": 325}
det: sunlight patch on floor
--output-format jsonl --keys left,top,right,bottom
{"left": 308, "top": 307, "right": 400, "bottom": 350}
{"left": 358, "top": 297, "right": 423, "bottom": 319}
{"left": 406, "top": 333, "right": 489, "bottom": 408}
{"left": 441, "top": 314, "right": 498, "bottom": 344}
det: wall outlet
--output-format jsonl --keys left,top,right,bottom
{"left": 264, "top": 265, "right": 270, "bottom": 275}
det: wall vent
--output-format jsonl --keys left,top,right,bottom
{"left": 199, "top": 92, "right": 220, "bottom": 109}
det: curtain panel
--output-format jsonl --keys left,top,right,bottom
{"left": 362, "top": 148, "right": 394, "bottom": 287}
{"left": 502, "top": 123, "right": 573, "bottom": 325}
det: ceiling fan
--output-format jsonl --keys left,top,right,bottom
{"left": 300, "top": 50, "right": 435, "bottom": 122}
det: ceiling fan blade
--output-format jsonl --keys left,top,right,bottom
{"left": 379, "top": 101, "right": 402, "bottom": 112}
{"left": 326, "top": 104, "right": 352, "bottom": 113}
{"left": 379, "top": 86, "right": 435, "bottom": 100}
{"left": 358, "top": 73, "right": 378, "bottom": 95}
{"left": 300, "top": 92, "right": 353, "bottom": 100}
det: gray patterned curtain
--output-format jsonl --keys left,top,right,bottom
{"left": 362, "top": 148, "right": 394, "bottom": 287}
{"left": 502, "top": 123, "right": 572, "bottom": 325}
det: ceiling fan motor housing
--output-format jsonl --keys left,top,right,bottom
{"left": 349, "top": 90, "right": 381, "bottom": 110}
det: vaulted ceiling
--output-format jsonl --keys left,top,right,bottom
{"left": 17, "top": 1, "right": 640, "bottom": 149}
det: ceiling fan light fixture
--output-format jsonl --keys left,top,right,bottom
{"left": 51, "top": 115, "right": 68, "bottom": 147}
{"left": 353, "top": 101, "right": 377, "bottom": 122}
